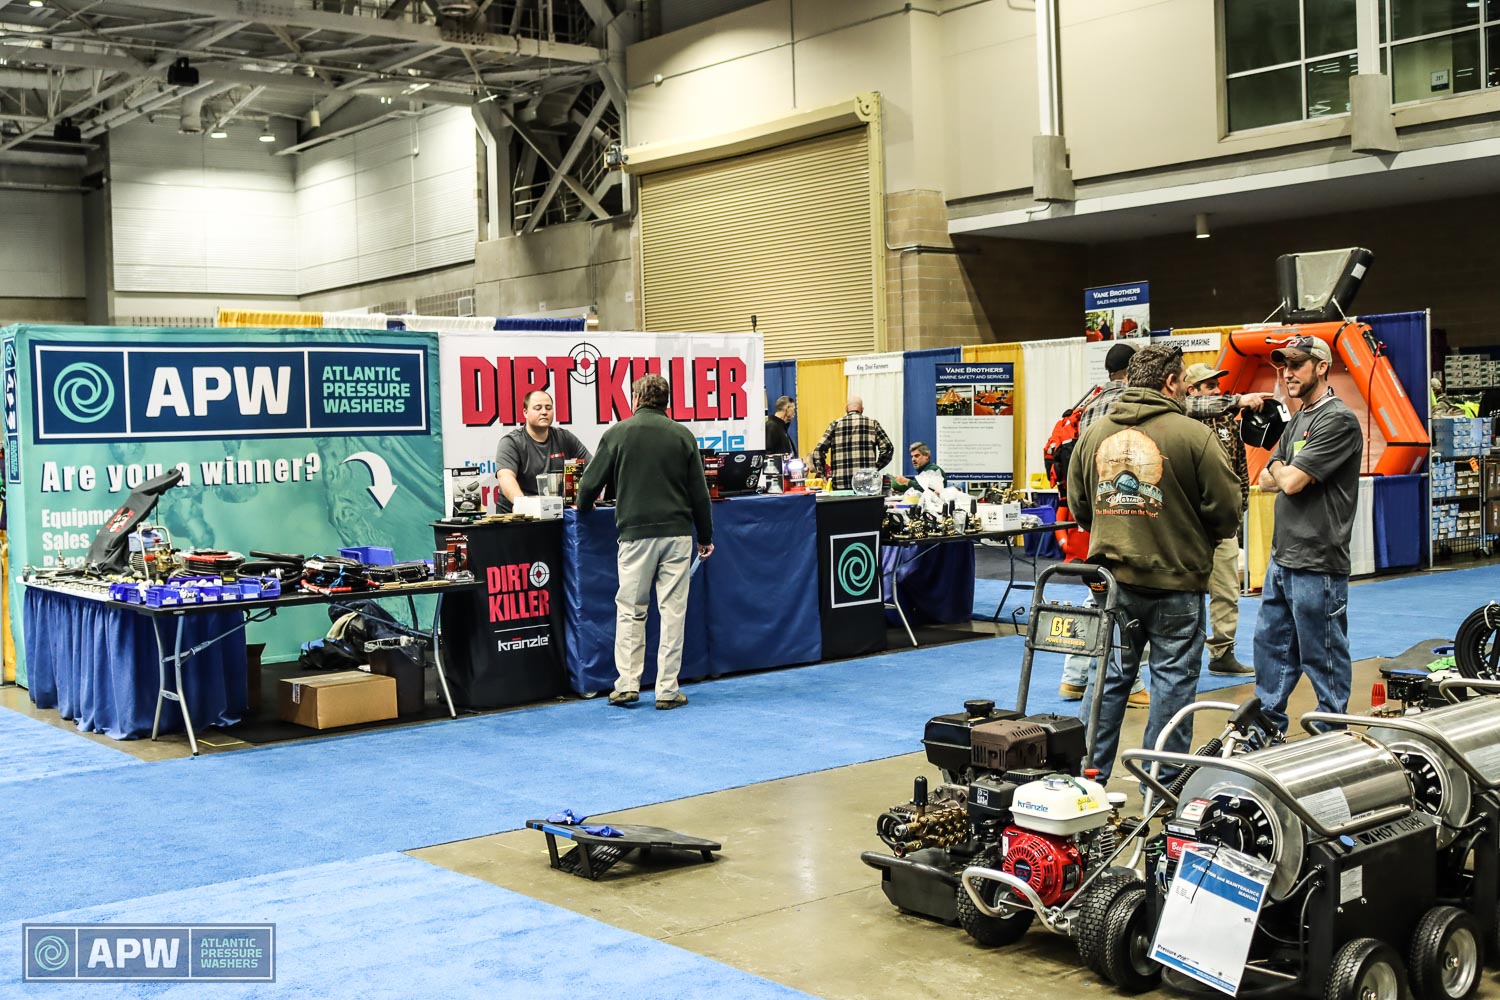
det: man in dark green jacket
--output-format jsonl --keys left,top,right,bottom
{"left": 577, "top": 374, "right": 714, "bottom": 711}
{"left": 1066, "top": 344, "right": 1242, "bottom": 780}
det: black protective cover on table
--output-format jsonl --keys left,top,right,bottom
{"left": 435, "top": 521, "right": 567, "bottom": 708}
{"left": 814, "top": 496, "right": 887, "bottom": 659}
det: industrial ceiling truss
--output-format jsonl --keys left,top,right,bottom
{"left": 0, "top": 0, "right": 629, "bottom": 171}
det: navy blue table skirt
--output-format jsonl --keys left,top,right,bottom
{"left": 24, "top": 587, "right": 248, "bottom": 740}
{"left": 1371, "top": 473, "right": 1424, "bottom": 571}
{"left": 561, "top": 494, "right": 822, "bottom": 695}
{"left": 882, "top": 539, "right": 977, "bottom": 627}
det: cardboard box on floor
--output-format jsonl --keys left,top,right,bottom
{"left": 278, "top": 671, "right": 398, "bottom": 730}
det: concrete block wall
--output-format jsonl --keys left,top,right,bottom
{"left": 474, "top": 216, "right": 636, "bottom": 331}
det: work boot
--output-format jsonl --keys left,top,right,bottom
{"left": 607, "top": 690, "right": 639, "bottom": 706}
{"left": 656, "top": 693, "right": 689, "bottom": 711}
{"left": 1127, "top": 689, "right": 1151, "bottom": 710}
{"left": 1208, "top": 651, "right": 1255, "bottom": 677}
{"left": 1058, "top": 683, "right": 1085, "bottom": 701}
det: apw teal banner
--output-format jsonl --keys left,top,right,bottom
{"left": 4, "top": 325, "right": 444, "bottom": 686}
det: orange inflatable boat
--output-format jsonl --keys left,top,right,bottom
{"left": 1216, "top": 320, "right": 1429, "bottom": 477}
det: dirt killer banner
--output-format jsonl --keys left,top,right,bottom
{"left": 3, "top": 324, "right": 444, "bottom": 685}
{"left": 440, "top": 330, "right": 765, "bottom": 508}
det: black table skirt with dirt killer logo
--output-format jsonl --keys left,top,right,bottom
{"left": 433, "top": 520, "right": 567, "bottom": 708}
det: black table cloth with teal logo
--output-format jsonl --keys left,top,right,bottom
{"left": 560, "top": 494, "right": 824, "bottom": 694}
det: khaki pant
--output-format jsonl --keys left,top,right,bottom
{"left": 613, "top": 535, "right": 694, "bottom": 698}
{"left": 1206, "top": 535, "right": 1241, "bottom": 660}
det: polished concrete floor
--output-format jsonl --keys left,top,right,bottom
{"left": 410, "top": 656, "right": 1470, "bottom": 1000}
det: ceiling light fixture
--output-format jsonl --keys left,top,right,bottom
{"left": 1195, "top": 212, "right": 1211, "bottom": 239}
{"left": 209, "top": 127, "right": 228, "bottom": 139}
{"left": 258, "top": 125, "right": 275, "bottom": 143}
{"left": 28, "top": 0, "right": 43, "bottom": 8}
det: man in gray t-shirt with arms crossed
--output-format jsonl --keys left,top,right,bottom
{"left": 1252, "top": 335, "right": 1364, "bottom": 734}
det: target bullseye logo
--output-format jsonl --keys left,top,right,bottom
{"left": 529, "top": 561, "right": 550, "bottom": 588}
{"left": 569, "top": 343, "right": 600, "bottom": 385}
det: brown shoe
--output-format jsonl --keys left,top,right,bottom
{"left": 655, "top": 693, "right": 688, "bottom": 711}
{"left": 1127, "top": 690, "right": 1151, "bottom": 710}
{"left": 1058, "top": 683, "right": 1085, "bottom": 701}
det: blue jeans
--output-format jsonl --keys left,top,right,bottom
{"left": 1252, "top": 556, "right": 1351, "bottom": 735}
{"left": 1083, "top": 585, "right": 1205, "bottom": 781}
{"left": 1060, "top": 596, "right": 1146, "bottom": 694}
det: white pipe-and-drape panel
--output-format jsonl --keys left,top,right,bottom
{"left": 1022, "top": 337, "right": 1089, "bottom": 488}
{"left": 844, "top": 352, "right": 905, "bottom": 474}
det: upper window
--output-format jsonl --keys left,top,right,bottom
{"left": 1224, "top": 0, "right": 1500, "bottom": 133}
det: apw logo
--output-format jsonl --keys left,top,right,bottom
{"left": 23, "top": 924, "right": 274, "bottom": 982}
{"left": 829, "top": 531, "right": 881, "bottom": 609}
{"left": 33, "top": 343, "right": 428, "bottom": 443}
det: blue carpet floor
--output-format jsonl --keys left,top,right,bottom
{"left": 0, "top": 708, "right": 139, "bottom": 786}
{"left": 974, "top": 563, "right": 1500, "bottom": 665}
{"left": 0, "top": 852, "right": 810, "bottom": 999}
{"left": 0, "top": 630, "right": 1252, "bottom": 926}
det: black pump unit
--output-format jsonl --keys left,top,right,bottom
{"left": 84, "top": 467, "right": 185, "bottom": 573}
{"left": 1275, "top": 247, "right": 1374, "bottom": 322}
{"left": 166, "top": 58, "right": 199, "bottom": 86}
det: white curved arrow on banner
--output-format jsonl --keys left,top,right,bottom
{"left": 343, "top": 451, "right": 397, "bottom": 509}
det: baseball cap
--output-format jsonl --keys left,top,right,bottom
{"left": 1104, "top": 343, "right": 1137, "bottom": 374}
{"left": 1184, "top": 362, "right": 1230, "bottom": 385}
{"left": 1270, "top": 335, "right": 1333, "bottom": 366}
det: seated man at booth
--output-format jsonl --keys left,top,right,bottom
{"left": 494, "top": 390, "right": 591, "bottom": 514}
{"left": 892, "top": 441, "right": 944, "bottom": 491}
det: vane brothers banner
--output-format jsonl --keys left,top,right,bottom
{"left": 439, "top": 330, "right": 765, "bottom": 503}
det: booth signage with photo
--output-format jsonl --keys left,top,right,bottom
{"left": 933, "top": 363, "right": 1015, "bottom": 484}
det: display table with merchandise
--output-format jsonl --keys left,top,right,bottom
{"left": 23, "top": 578, "right": 483, "bottom": 755}
{"left": 560, "top": 493, "right": 823, "bottom": 695}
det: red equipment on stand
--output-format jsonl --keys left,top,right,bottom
{"left": 1042, "top": 386, "right": 1103, "bottom": 563}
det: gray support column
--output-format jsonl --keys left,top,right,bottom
{"left": 1351, "top": 0, "right": 1398, "bottom": 154}
{"left": 473, "top": 102, "right": 513, "bottom": 239}
{"left": 1032, "top": 0, "right": 1073, "bottom": 202}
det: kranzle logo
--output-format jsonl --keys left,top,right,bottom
{"left": 33, "top": 343, "right": 428, "bottom": 443}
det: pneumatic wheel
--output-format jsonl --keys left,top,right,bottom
{"left": 1073, "top": 868, "right": 1147, "bottom": 981}
{"left": 1409, "top": 906, "right": 1482, "bottom": 1000}
{"left": 1099, "top": 887, "right": 1160, "bottom": 994}
{"left": 955, "top": 874, "right": 1035, "bottom": 948}
{"left": 1325, "top": 938, "right": 1405, "bottom": 1000}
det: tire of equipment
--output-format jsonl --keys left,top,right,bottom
{"left": 1073, "top": 867, "right": 1147, "bottom": 981}
{"left": 1325, "top": 938, "right": 1405, "bottom": 1000}
{"left": 1408, "top": 906, "right": 1482, "bottom": 1000}
{"left": 1098, "top": 887, "right": 1159, "bottom": 993}
{"left": 1454, "top": 604, "right": 1500, "bottom": 681}
{"left": 955, "top": 855, "right": 1035, "bottom": 948}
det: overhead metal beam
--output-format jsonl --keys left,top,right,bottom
{"left": 499, "top": 104, "right": 606, "bottom": 221}
{"left": 117, "top": 0, "right": 605, "bottom": 64}
{"left": 522, "top": 88, "right": 607, "bottom": 233}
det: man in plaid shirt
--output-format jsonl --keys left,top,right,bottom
{"left": 809, "top": 395, "right": 895, "bottom": 489}
{"left": 1080, "top": 344, "right": 1272, "bottom": 434}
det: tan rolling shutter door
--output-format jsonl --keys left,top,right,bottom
{"left": 639, "top": 127, "right": 878, "bottom": 361}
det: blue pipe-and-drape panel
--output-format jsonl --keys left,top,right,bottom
{"left": 1363, "top": 311, "right": 1429, "bottom": 429}
{"left": 1372, "top": 473, "right": 1426, "bottom": 570}
{"left": 560, "top": 495, "right": 821, "bottom": 695}
{"left": 764, "top": 360, "right": 798, "bottom": 448}
{"left": 901, "top": 347, "right": 962, "bottom": 477}
{"left": 881, "top": 540, "right": 977, "bottom": 626}
{"left": 491, "top": 318, "right": 589, "bottom": 332}
{"left": 24, "top": 588, "right": 247, "bottom": 740}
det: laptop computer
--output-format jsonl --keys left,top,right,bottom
{"left": 716, "top": 451, "right": 766, "bottom": 496}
